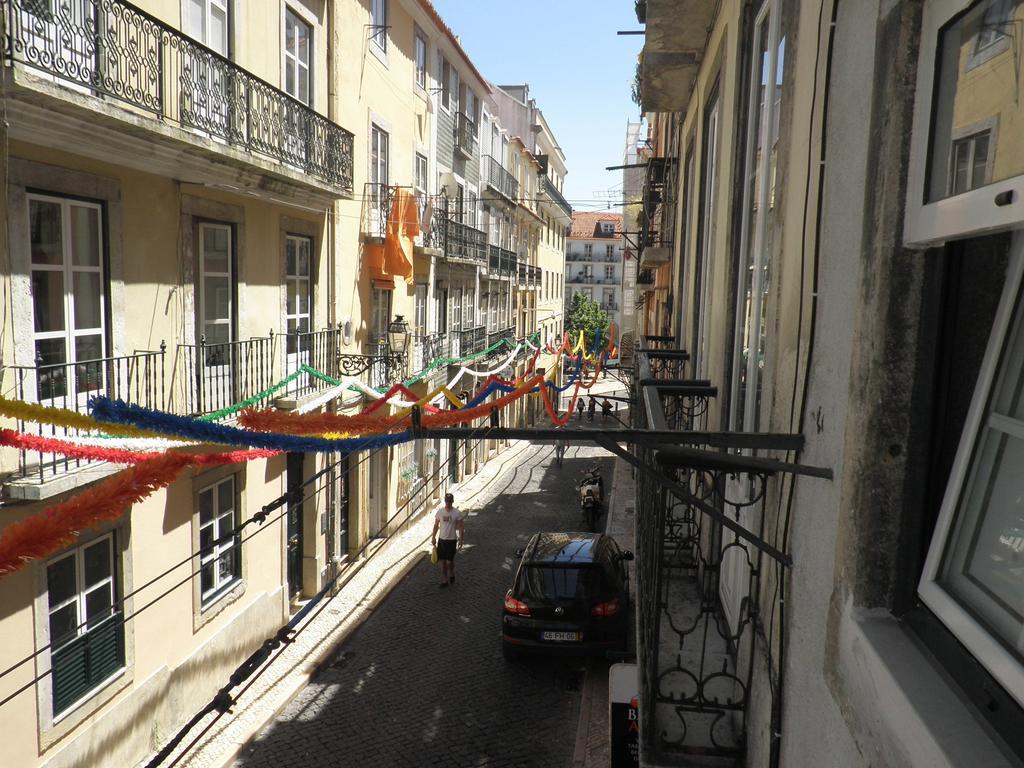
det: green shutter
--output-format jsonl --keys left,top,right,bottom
{"left": 52, "top": 612, "right": 124, "bottom": 715}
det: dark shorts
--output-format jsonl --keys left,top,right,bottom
{"left": 436, "top": 538, "right": 457, "bottom": 562}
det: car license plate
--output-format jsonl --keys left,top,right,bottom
{"left": 541, "top": 631, "right": 580, "bottom": 642}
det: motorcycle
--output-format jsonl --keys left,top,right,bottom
{"left": 579, "top": 466, "right": 604, "bottom": 532}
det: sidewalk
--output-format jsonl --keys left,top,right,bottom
{"left": 574, "top": 454, "right": 637, "bottom": 768}
{"left": 153, "top": 439, "right": 538, "bottom": 768}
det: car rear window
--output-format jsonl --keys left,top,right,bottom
{"left": 521, "top": 566, "right": 609, "bottom": 600}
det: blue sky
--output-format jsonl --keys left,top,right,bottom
{"left": 431, "top": 0, "right": 644, "bottom": 213}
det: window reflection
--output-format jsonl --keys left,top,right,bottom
{"left": 928, "top": 0, "right": 1023, "bottom": 202}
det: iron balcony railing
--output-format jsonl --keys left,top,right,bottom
{"left": 487, "top": 244, "right": 516, "bottom": 277}
{"left": 454, "top": 112, "right": 477, "bottom": 157}
{"left": 2, "top": 0, "right": 355, "bottom": 193}
{"left": 361, "top": 182, "right": 395, "bottom": 240}
{"left": 4, "top": 347, "right": 166, "bottom": 481}
{"left": 516, "top": 261, "right": 528, "bottom": 288}
{"left": 632, "top": 349, "right": 789, "bottom": 764}
{"left": 282, "top": 326, "right": 344, "bottom": 399}
{"left": 447, "top": 219, "right": 487, "bottom": 264}
{"left": 486, "top": 326, "right": 515, "bottom": 351}
{"left": 412, "top": 332, "right": 448, "bottom": 374}
{"left": 176, "top": 334, "right": 276, "bottom": 417}
{"left": 542, "top": 175, "right": 572, "bottom": 217}
{"left": 483, "top": 155, "right": 518, "bottom": 202}
{"left": 636, "top": 268, "right": 655, "bottom": 286}
{"left": 457, "top": 325, "right": 486, "bottom": 357}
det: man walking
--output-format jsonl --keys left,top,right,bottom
{"left": 431, "top": 492, "right": 464, "bottom": 588}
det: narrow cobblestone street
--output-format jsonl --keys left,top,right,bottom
{"left": 233, "top": 444, "right": 616, "bottom": 768}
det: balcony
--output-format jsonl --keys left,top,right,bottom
{"left": 517, "top": 261, "right": 528, "bottom": 288}
{"left": 175, "top": 335, "right": 276, "bottom": 417}
{"left": 636, "top": 268, "right": 655, "bottom": 288}
{"left": 483, "top": 156, "right": 519, "bottom": 203}
{"left": 278, "top": 326, "right": 344, "bottom": 405}
{"left": 412, "top": 332, "right": 448, "bottom": 377}
{"left": 541, "top": 175, "right": 572, "bottom": 217}
{"left": 528, "top": 265, "right": 542, "bottom": 289}
{"left": 447, "top": 220, "right": 488, "bottom": 265}
{"left": 487, "top": 244, "right": 517, "bottom": 277}
{"left": 455, "top": 112, "right": 477, "bottom": 158}
{"left": 2, "top": 348, "right": 166, "bottom": 494}
{"left": 638, "top": 1, "right": 716, "bottom": 112}
{"left": 486, "top": 326, "right": 516, "bottom": 351}
{"left": 361, "top": 183, "right": 394, "bottom": 241}
{"left": 2, "top": 0, "right": 355, "bottom": 196}
{"left": 457, "top": 326, "right": 487, "bottom": 357}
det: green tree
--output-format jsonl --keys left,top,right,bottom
{"left": 565, "top": 292, "right": 611, "bottom": 352}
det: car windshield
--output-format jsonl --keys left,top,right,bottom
{"left": 522, "top": 566, "right": 607, "bottom": 600}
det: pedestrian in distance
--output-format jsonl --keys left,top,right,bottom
{"left": 587, "top": 397, "right": 596, "bottom": 422}
{"left": 554, "top": 429, "right": 567, "bottom": 467}
{"left": 601, "top": 399, "right": 613, "bottom": 421}
{"left": 431, "top": 492, "right": 464, "bottom": 588}
{"left": 576, "top": 398, "right": 585, "bottom": 422}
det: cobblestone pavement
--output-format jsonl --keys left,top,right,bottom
{"left": 233, "top": 444, "right": 616, "bottom": 768}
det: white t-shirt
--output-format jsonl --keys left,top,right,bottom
{"left": 435, "top": 505, "right": 463, "bottom": 540}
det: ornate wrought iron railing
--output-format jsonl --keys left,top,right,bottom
{"left": 542, "top": 174, "right": 572, "bottom": 217}
{"left": 362, "top": 182, "right": 395, "bottom": 240}
{"left": 483, "top": 155, "right": 518, "bottom": 202}
{"left": 447, "top": 220, "right": 487, "bottom": 264}
{"left": 2, "top": 0, "right": 354, "bottom": 192}
{"left": 458, "top": 325, "right": 486, "bottom": 357}
{"left": 632, "top": 349, "right": 787, "bottom": 764}
{"left": 454, "top": 112, "right": 476, "bottom": 157}
{"left": 282, "top": 325, "right": 343, "bottom": 399}
{"left": 175, "top": 334, "right": 276, "bottom": 417}
{"left": 412, "top": 332, "right": 448, "bottom": 374}
{"left": 486, "top": 326, "right": 515, "bottom": 351}
{"left": 3, "top": 346, "right": 166, "bottom": 481}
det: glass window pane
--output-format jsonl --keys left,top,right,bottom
{"left": 30, "top": 201, "right": 63, "bottom": 265}
{"left": 49, "top": 603, "right": 78, "bottom": 648}
{"left": 204, "top": 322, "right": 230, "bottom": 348}
{"left": 972, "top": 134, "right": 990, "bottom": 186}
{"left": 32, "top": 271, "right": 66, "bottom": 333}
{"left": 210, "top": 5, "right": 227, "bottom": 55}
{"left": 218, "top": 478, "right": 234, "bottom": 513}
{"left": 286, "top": 280, "right": 297, "bottom": 315}
{"left": 298, "top": 68, "right": 309, "bottom": 105}
{"left": 285, "top": 12, "right": 295, "bottom": 55}
{"left": 204, "top": 276, "right": 230, "bottom": 322}
{"left": 201, "top": 562, "right": 215, "bottom": 594}
{"left": 927, "top": 0, "right": 1024, "bottom": 202}
{"left": 199, "top": 488, "right": 214, "bottom": 524}
{"left": 200, "top": 522, "right": 214, "bottom": 552}
{"left": 286, "top": 63, "right": 295, "bottom": 97}
{"left": 47, "top": 555, "right": 77, "bottom": 606}
{"left": 70, "top": 205, "right": 100, "bottom": 267}
{"left": 85, "top": 586, "right": 112, "bottom": 627}
{"left": 952, "top": 140, "right": 970, "bottom": 195}
{"left": 297, "top": 240, "right": 310, "bottom": 276}
{"left": 73, "top": 272, "right": 102, "bottom": 329}
{"left": 941, "top": 428, "right": 1024, "bottom": 650}
{"left": 83, "top": 539, "right": 111, "bottom": 588}
{"left": 35, "top": 338, "right": 67, "bottom": 400}
{"left": 202, "top": 226, "right": 230, "bottom": 273}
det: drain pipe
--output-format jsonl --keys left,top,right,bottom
{"left": 770, "top": 0, "right": 838, "bottom": 766}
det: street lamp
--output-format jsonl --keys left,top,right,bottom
{"left": 387, "top": 314, "right": 410, "bottom": 361}
{"left": 337, "top": 314, "right": 411, "bottom": 388}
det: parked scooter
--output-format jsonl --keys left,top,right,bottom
{"left": 579, "top": 466, "right": 604, "bottom": 532}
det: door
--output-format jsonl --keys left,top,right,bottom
{"left": 198, "top": 222, "right": 234, "bottom": 411}
{"left": 286, "top": 452, "right": 305, "bottom": 597}
{"left": 368, "top": 449, "right": 388, "bottom": 537}
{"left": 337, "top": 454, "right": 350, "bottom": 555}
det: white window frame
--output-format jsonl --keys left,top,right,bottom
{"left": 370, "top": 123, "right": 389, "bottom": 187}
{"left": 370, "top": 0, "right": 387, "bottom": 54}
{"left": 284, "top": 234, "right": 312, "bottom": 366}
{"left": 198, "top": 474, "right": 240, "bottom": 605}
{"left": 905, "top": 0, "right": 1024, "bottom": 246}
{"left": 185, "top": 0, "right": 229, "bottom": 54}
{"left": 198, "top": 221, "right": 234, "bottom": 348}
{"left": 414, "top": 26, "right": 427, "bottom": 90}
{"left": 919, "top": 233, "right": 1024, "bottom": 707}
{"left": 282, "top": 5, "right": 312, "bottom": 106}
{"left": 27, "top": 193, "right": 106, "bottom": 407}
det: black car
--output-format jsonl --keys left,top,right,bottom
{"left": 502, "top": 532, "right": 633, "bottom": 659}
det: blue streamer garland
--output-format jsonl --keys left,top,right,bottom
{"left": 89, "top": 397, "right": 410, "bottom": 453}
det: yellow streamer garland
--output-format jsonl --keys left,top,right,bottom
{"left": 0, "top": 397, "right": 178, "bottom": 439}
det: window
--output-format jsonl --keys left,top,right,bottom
{"left": 606, "top": 244, "right": 615, "bottom": 259}
{"left": 452, "top": 287, "right": 462, "bottom": 330}
{"left": 908, "top": 0, "right": 1024, "bottom": 245}
{"left": 414, "top": 27, "right": 427, "bottom": 89}
{"left": 414, "top": 283, "right": 427, "bottom": 335}
{"left": 28, "top": 194, "right": 106, "bottom": 404}
{"left": 198, "top": 475, "right": 240, "bottom": 604}
{"left": 440, "top": 55, "right": 451, "bottom": 109}
{"left": 730, "top": 4, "right": 785, "bottom": 434}
{"left": 693, "top": 86, "right": 721, "bottom": 379}
{"left": 604, "top": 264, "right": 615, "bottom": 280}
{"left": 285, "top": 235, "right": 312, "bottom": 361}
{"left": 949, "top": 131, "right": 991, "bottom": 195}
{"left": 370, "top": 123, "right": 389, "bottom": 188}
{"left": 462, "top": 287, "right": 474, "bottom": 328}
{"left": 370, "top": 0, "right": 387, "bottom": 52}
{"left": 449, "top": 63, "right": 461, "bottom": 113}
{"left": 198, "top": 222, "right": 233, "bottom": 351}
{"left": 283, "top": 8, "right": 311, "bottom": 105}
{"left": 584, "top": 244, "right": 593, "bottom": 259}
{"left": 47, "top": 534, "right": 124, "bottom": 716}
{"left": 371, "top": 287, "right": 392, "bottom": 345}
{"left": 186, "top": 0, "right": 229, "bottom": 54}
{"left": 414, "top": 152, "right": 428, "bottom": 211}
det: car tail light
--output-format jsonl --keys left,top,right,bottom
{"left": 591, "top": 598, "right": 621, "bottom": 617}
{"left": 504, "top": 591, "right": 531, "bottom": 616}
